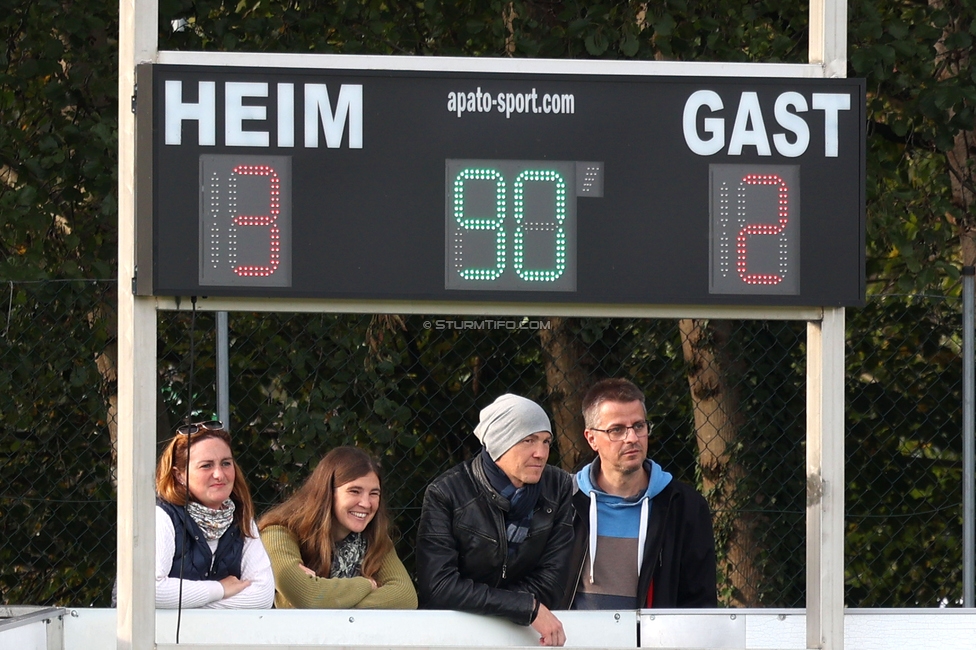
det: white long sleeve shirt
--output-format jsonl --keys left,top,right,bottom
{"left": 155, "top": 505, "right": 275, "bottom": 608}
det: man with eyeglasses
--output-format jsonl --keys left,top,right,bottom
{"left": 558, "top": 378, "right": 717, "bottom": 610}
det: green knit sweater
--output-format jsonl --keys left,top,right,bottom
{"left": 260, "top": 524, "right": 418, "bottom": 609}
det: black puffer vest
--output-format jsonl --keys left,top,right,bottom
{"left": 157, "top": 498, "right": 244, "bottom": 581}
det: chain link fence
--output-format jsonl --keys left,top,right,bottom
{"left": 0, "top": 280, "right": 967, "bottom": 608}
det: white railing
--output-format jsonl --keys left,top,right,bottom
{"left": 0, "top": 606, "right": 65, "bottom": 650}
{"left": 5, "top": 609, "right": 975, "bottom": 650}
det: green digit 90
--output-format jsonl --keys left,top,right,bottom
{"left": 453, "top": 166, "right": 568, "bottom": 283}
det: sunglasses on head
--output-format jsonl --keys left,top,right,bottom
{"left": 176, "top": 420, "right": 223, "bottom": 436}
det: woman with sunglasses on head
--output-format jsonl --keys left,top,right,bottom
{"left": 258, "top": 446, "right": 417, "bottom": 609}
{"left": 155, "top": 421, "right": 275, "bottom": 608}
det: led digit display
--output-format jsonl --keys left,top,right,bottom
{"left": 199, "top": 154, "right": 292, "bottom": 287}
{"left": 446, "top": 159, "right": 600, "bottom": 292}
{"left": 710, "top": 164, "right": 799, "bottom": 295}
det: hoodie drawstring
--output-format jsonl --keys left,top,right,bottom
{"left": 588, "top": 491, "right": 598, "bottom": 583}
{"left": 636, "top": 496, "right": 649, "bottom": 575}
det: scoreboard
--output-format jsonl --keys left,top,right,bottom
{"left": 135, "top": 61, "right": 865, "bottom": 307}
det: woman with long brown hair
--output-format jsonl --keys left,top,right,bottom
{"left": 155, "top": 421, "right": 274, "bottom": 608}
{"left": 258, "top": 446, "right": 417, "bottom": 608}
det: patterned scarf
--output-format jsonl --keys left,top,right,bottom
{"left": 481, "top": 450, "right": 540, "bottom": 555}
{"left": 185, "top": 499, "right": 236, "bottom": 541}
{"left": 331, "top": 532, "right": 367, "bottom": 578}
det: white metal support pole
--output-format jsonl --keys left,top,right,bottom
{"left": 217, "top": 312, "right": 230, "bottom": 430}
{"left": 117, "top": 1, "right": 158, "bottom": 649}
{"left": 809, "top": 0, "right": 848, "bottom": 79}
{"left": 808, "top": 2, "right": 847, "bottom": 648}
{"left": 964, "top": 267, "right": 975, "bottom": 607}
{"left": 807, "top": 308, "right": 846, "bottom": 650}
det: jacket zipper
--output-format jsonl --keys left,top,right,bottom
{"left": 492, "top": 498, "right": 509, "bottom": 585}
{"left": 640, "top": 489, "right": 676, "bottom": 606}
{"left": 568, "top": 548, "right": 585, "bottom": 605}
{"left": 475, "top": 456, "right": 516, "bottom": 588}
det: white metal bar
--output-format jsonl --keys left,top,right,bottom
{"left": 0, "top": 607, "right": 64, "bottom": 632}
{"left": 964, "top": 267, "right": 975, "bottom": 606}
{"left": 808, "top": 2, "right": 847, "bottom": 647}
{"left": 47, "top": 609, "right": 64, "bottom": 650}
{"left": 157, "top": 50, "right": 824, "bottom": 78}
{"left": 806, "top": 308, "right": 846, "bottom": 650}
{"left": 809, "top": 0, "right": 848, "bottom": 78}
{"left": 156, "top": 647, "right": 617, "bottom": 650}
{"left": 216, "top": 311, "right": 230, "bottom": 431}
{"left": 61, "top": 608, "right": 976, "bottom": 650}
{"left": 153, "top": 296, "right": 825, "bottom": 321}
{"left": 117, "top": 2, "right": 157, "bottom": 650}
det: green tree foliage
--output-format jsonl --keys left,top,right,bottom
{"left": 1, "top": 0, "right": 120, "bottom": 605}
{"left": 850, "top": 0, "right": 975, "bottom": 290}
{"left": 0, "top": 0, "right": 118, "bottom": 280}
{"left": 0, "top": 281, "right": 116, "bottom": 604}
{"left": 846, "top": 296, "right": 963, "bottom": 606}
{"left": 844, "top": 0, "right": 973, "bottom": 604}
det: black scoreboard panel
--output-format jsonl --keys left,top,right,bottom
{"left": 136, "top": 63, "right": 865, "bottom": 307}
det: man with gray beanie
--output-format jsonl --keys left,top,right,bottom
{"left": 416, "top": 394, "right": 574, "bottom": 646}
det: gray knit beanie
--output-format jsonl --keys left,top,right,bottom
{"left": 473, "top": 394, "right": 552, "bottom": 460}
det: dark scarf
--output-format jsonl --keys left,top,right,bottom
{"left": 481, "top": 450, "right": 541, "bottom": 555}
{"left": 331, "top": 532, "right": 367, "bottom": 578}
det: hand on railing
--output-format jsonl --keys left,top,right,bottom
{"left": 530, "top": 603, "right": 566, "bottom": 647}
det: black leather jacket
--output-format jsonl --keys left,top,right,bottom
{"left": 416, "top": 455, "right": 574, "bottom": 625}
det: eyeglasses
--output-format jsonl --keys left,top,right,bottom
{"left": 176, "top": 420, "right": 223, "bottom": 436}
{"left": 589, "top": 420, "right": 652, "bottom": 442}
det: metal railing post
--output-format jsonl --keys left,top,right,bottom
{"left": 964, "top": 265, "right": 974, "bottom": 607}
{"left": 217, "top": 311, "right": 230, "bottom": 431}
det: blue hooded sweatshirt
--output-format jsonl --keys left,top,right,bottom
{"left": 572, "top": 458, "right": 672, "bottom": 609}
